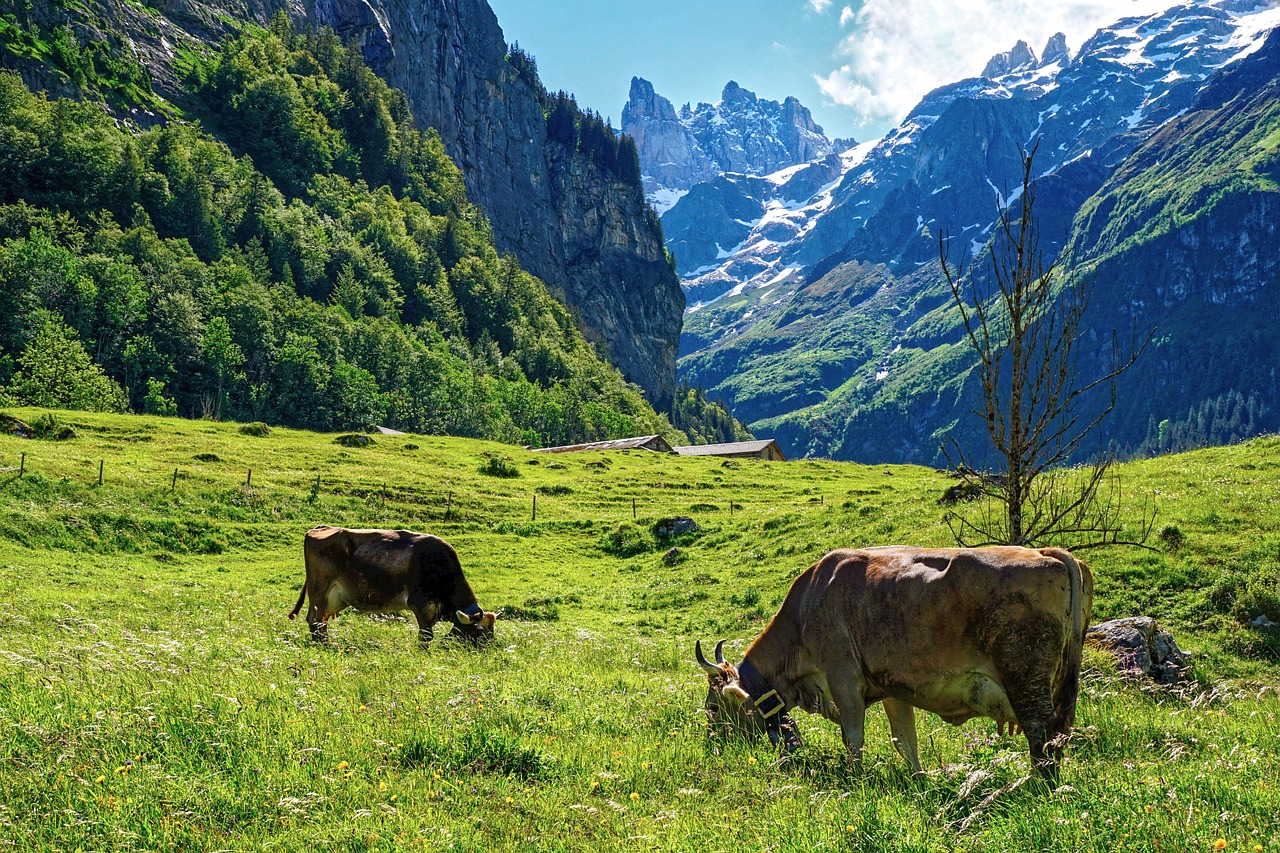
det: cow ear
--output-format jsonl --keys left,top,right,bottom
{"left": 722, "top": 685, "right": 750, "bottom": 706}
{"left": 455, "top": 609, "right": 475, "bottom": 625}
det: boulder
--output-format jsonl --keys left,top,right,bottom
{"left": 655, "top": 517, "right": 698, "bottom": 539}
{"left": 1086, "top": 616, "right": 1190, "bottom": 684}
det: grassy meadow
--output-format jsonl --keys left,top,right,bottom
{"left": 0, "top": 407, "right": 1278, "bottom": 852}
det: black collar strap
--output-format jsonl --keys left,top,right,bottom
{"left": 736, "top": 657, "right": 787, "bottom": 721}
{"left": 461, "top": 602, "right": 483, "bottom": 620}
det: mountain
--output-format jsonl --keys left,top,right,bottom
{"left": 622, "top": 78, "right": 839, "bottom": 214}
{"left": 0, "top": 2, "right": 703, "bottom": 445}
{"left": 675, "top": 0, "right": 1280, "bottom": 462}
{"left": 0, "top": 0, "right": 683, "bottom": 409}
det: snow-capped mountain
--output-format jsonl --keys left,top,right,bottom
{"left": 670, "top": 0, "right": 1280, "bottom": 320}
{"left": 621, "top": 78, "right": 839, "bottom": 214}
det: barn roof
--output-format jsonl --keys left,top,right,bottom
{"left": 532, "top": 435, "right": 673, "bottom": 454}
{"left": 672, "top": 439, "right": 785, "bottom": 458}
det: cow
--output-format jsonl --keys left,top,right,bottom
{"left": 695, "top": 545, "right": 1092, "bottom": 780}
{"left": 289, "top": 526, "right": 498, "bottom": 647}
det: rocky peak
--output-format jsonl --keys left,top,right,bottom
{"left": 721, "top": 80, "right": 752, "bottom": 103}
{"left": 982, "top": 39, "right": 1038, "bottom": 78}
{"left": 623, "top": 77, "right": 836, "bottom": 206}
{"left": 622, "top": 76, "right": 678, "bottom": 124}
{"left": 1041, "top": 32, "right": 1071, "bottom": 67}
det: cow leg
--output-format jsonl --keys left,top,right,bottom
{"left": 1010, "top": 684, "right": 1058, "bottom": 781}
{"left": 306, "top": 599, "right": 329, "bottom": 643}
{"left": 882, "top": 698, "right": 920, "bottom": 772}
{"left": 411, "top": 607, "right": 435, "bottom": 648}
{"left": 825, "top": 669, "right": 868, "bottom": 770}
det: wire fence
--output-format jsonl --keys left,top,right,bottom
{"left": 1, "top": 448, "right": 851, "bottom": 529}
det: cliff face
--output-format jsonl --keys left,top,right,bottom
{"left": 1, "top": 0, "right": 683, "bottom": 408}
{"left": 297, "top": 0, "right": 682, "bottom": 408}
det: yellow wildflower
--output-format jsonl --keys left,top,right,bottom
{"left": 629, "top": 792, "right": 640, "bottom": 801}
{"left": 94, "top": 775, "right": 106, "bottom": 784}
{"left": 1214, "top": 841, "right": 1228, "bottom": 851}
{"left": 337, "top": 761, "right": 350, "bottom": 771}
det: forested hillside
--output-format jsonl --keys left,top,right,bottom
{"left": 0, "top": 16, "right": 706, "bottom": 446}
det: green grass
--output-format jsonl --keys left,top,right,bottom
{"left": 1, "top": 407, "right": 1278, "bottom": 851}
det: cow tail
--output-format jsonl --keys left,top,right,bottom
{"left": 1051, "top": 549, "right": 1085, "bottom": 738}
{"left": 288, "top": 585, "right": 307, "bottom": 620}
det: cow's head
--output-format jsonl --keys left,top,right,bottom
{"left": 695, "top": 640, "right": 803, "bottom": 751}
{"left": 453, "top": 604, "right": 498, "bottom": 648}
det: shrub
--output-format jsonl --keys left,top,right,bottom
{"left": 599, "top": 522, "right": 652, "bottom": 557}
{"left": 479, "top": 455, "right": 519, "bottom": 478}
{"left": 239, "top": 421, "right": 270, "bottom": 437}
{"left": 335, "top": 434, "right": 374, "bottom": 448}
{"left": 32, "top": 412, "right": 76, "bottom": 440}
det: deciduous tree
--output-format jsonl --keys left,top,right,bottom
{"left": 939, "top": 145, "right": 1154, "bottom": 549}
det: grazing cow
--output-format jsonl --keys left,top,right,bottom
{"left": 289, "top": 526, "right": 498, "bottom": 647}
{"left": 695, "top": 545, "right": 1091, "bottom": 779}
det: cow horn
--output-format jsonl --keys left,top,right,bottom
{"left": 714, "top": 639, "right": 726, "bottom": 665}
{"left": 695, "top": 640, "right": 721, "bottom": 675}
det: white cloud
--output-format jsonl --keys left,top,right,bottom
{"left": 839, "top": 6, "right": 855, "bottom": 27}
{"left": 808, "top": 0, "right": 834, "bottom": 12}
{"left": 817, "top": 0, "right": 1173, "bottom": 132}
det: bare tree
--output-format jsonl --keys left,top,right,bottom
{"left": 939, "top": 144, "right": 1154, "bottom": 549}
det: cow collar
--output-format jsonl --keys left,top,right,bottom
{"left": 736, "top": 656, "right": 788, "bottom": 722}
{"left": 460, "top": 602, "right": 483, "bottom": 621}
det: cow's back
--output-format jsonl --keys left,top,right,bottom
{"left": 796, "top": 546, "right": 1079, "bottom": 708}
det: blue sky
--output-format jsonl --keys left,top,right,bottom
{"left": 486, "top": 0, "right": 1172, "bottom": 141}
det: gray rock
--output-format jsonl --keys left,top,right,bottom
{"left": 662, "top": 547, "right": 681, "bottom": 566}
{"left": 655, "top": 516, "right": 698, "bottom": 539}
{"left": 1086, "top": 617, "right": 1191, "bottom": 685}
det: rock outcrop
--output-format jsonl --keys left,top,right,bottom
{"left": 1086, "top": 617, "right": 1191, "bottom": 685}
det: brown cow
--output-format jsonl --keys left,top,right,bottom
{"left": 289, "top": 526, "right": 498, "bottom": 647}
{"left": 696, "top": 545, "right": 1092, "bottom": 779}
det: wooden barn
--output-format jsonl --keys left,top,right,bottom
{"left": 673, "top": 439, "right": 787, "bottom": 461}
{"left": 533, "top": 435, "right": 675, "bottom": 454}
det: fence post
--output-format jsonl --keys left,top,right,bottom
{"left": 316, "top": 474, "right": 321, "bottom": 494}
{"left": 98, "top": 459, "right": 104, "bottom": 486}
{"left": 172, "top": 468, "right": 178, "bottom": 491}
{"left": 246, "top": 469, "right": 252, "bottom": 487}
{"left": 632, "top": 497, "right": 637, "bottom": 520}
{"left": 19, "top": 452, "right": 25, "bottom": 478}
{"left": 532, "top": 494, "right": 537, "bottom": 522}
{"left": 445, "top": 491, "right": 452, "bottom": 521}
